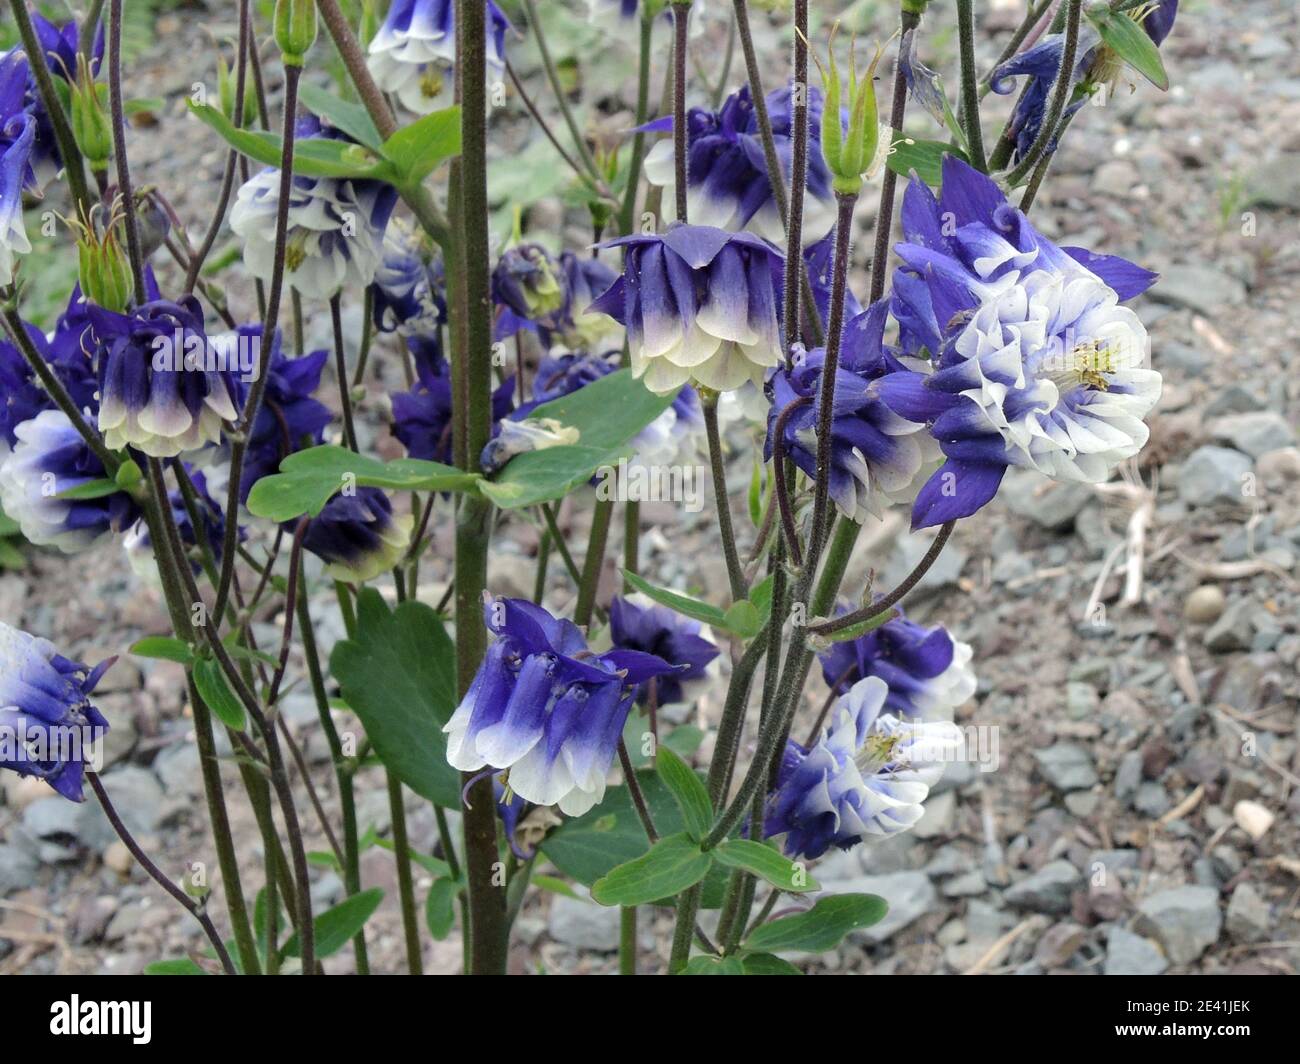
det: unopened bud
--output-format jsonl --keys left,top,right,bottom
{"left": 70, "top": 54, "right": 112, "bottom": 171}
{"left": 274, "top": 0, "right": 317, "bottom": 66}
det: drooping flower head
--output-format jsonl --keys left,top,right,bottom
{"left": 371, "top": 217, "right": 445, "bottom": 337}
{"left": 300, "top": 486, "right": 413, "bottom": 583}
{"left": 553, "top": 251, "right": 620, "bottom": 350}
{"left": 765, "top": 301, "right": 937, "bottom": 524}
{"left": 877, "top": 156, "right": 1161, "bottom": 529}
{"left": 493, "top": 242, "right": 567, "bottom": 337}
{"left": 445, "top": 597, "right": 681, "bottom": 815}
{"left": 593, "top": 225, "right": 784, "bottom": 394}
{"left": 367, "top": 0, "right": 510, "bottom": 114}
{"left": 644, "top": 84, "right": 836, "bottom": 244}
{"left": 607, "top": 595, "right": 718, "bottom": 709}
{"left": 0, "top": 409, "right": 139, "bottom": 552}
{"left": 89, "top": 295, "right": 239, "bottom": 457}
{"left": 0, "top": 52, "right": 37, "bottom": 286}
{"left": 763, "top": 676, "right": 961, "bottom": 860}
{"left": 0, "top": 620, "right": 111, "bottom": 802}
{"left": 230, "top": 116, "right": 398, "bottom": 299}
{"left": 222, "top": 325, "right": 333, "bottom": 502}
{"left": 818, "top": 609, "right": 976, "bottom": 720}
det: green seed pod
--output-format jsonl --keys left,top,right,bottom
{"left": 274, "top": 0, "right": 318, "bottom": 67}
{"left": 70, "top": 55, "right": 112, "bottom": 172}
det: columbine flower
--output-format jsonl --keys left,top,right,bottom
{"left": 31, "top": 13, "right": 103, "bottom": 81}
{"left": 593, "top": 225, "right": 784, "bottom": 394}
{"left": 765, "top": 302, "right": 937, "bottom": 524}
{"left": 371, "top": 218, "right": 444, "bottom": 337}
{"left": 877, "top": 156, "right": 1161, "bottom": 529}
{"left": 300, "top": 486, "right": 413, "bottom": 583}
{"left": 124, "top": 468, "right": 233, "bottom": 578}
{"left": 366, "top": 0, "right": 510, "bottom": 114}
{"left": 480, "top": 417, "right": 579, "bottom": 474}
{"left": 763, "top": 676, "right": 961, "bottom": 860}
{"left": 493, "top": 243, "right": 567, "bottom": 337}
{"left": 0, "top": 620, "right": 111, "bottom": 801}
{"left": 229, "top": 116, "right": 398, "bottom": 299}
{"left": 818, "top": 610, "right": 976, "bottom": 720}
{"left": 0, "top": 53, "right": 36, "bottom": 287}
{"left": 0, "top": 409, "right": 138, "bottom": 552}
{"left": 553, "top": 251, "right": 620, "bottom": 349}
{"left": 607, "top": 595, "right": 718, "bottom": 709}
{"left": 222, "top": 325, "right": 333, "bottom": 501}
{"left": 445, "top": 597, "right": 680, "bottom": 816}
{"left": 989, "top": 27, "right": 1099, "bottom": 165}
{"left": 90, "top": 296, "right": 239, "bottom": 458}
{"left": 643, "top": 84, "right": 836, "bottom": 244}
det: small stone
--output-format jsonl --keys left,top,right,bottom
{"left": 1134, "top": 886, "right": 1222, "bottom": 965}
{"left": 1233, "top": 799, "right": 1275, "bottom": 841}
{"left": 1256, "top": 447, "right": 1300, "bottom": 482}
{"left": 1183, "top": 585, "right": 1226, "bottom": 625}
{"left": 1203, "top": 599, "right": 1257, "bottom": 653}
{"left": 1033, "top": 743, "right": 1098, "bottom": 792}
{"left": 1035, "top": 922, "right": 1088, "bottom": 967}
{"left": 1224, "top": 883, "right": 1270, "bottom": 944}
{"left": 1004, "top": 860, "right": 1083, "bottom": 914}
{"left": 1177, "top": 446, "right": 1253, "bottom": 507}
{"left": 1002, "top": 469, "right": 1092, "bottom": 531}
{"left": 942, "top": 870, "right": 988, "bottom": 898}
{"left": 1104, "top": 927, "right": 1168, "bottom": 976}
{"left": 1209, "top": 412, "right": 1295, "bottom": 458}
{"left": 1150, "top": 265, "right": 1247, "bottom": 310}
{"left": 103, "top": 841, "right": 133, "bottom": 877}
{"left": 0, "top": 842, "right": 39, "bottom": 894}
{"left": 23, "top": 797, "right": 84, "bottom": 844}
{"left": 912, "top": 790, "right": 955, "bottom": 839}
{"left": 1064, "top": 791, "right": 1100, "bottom": 818}
{"left": 1066, "top": 681, "right": 1100, "bottom": 720}
{"left": 1134, "top": 782, "right": 1171, "bottom": 818}
{"left": 1114, "top": 751, "right": 1143, "bottom": 801}
{"left": 547, "top": 895, "right": 621, "bottom": 951}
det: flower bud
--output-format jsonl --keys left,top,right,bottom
{"left": 217, "top": 50, "right": 259, "bottom": 128}
{"left": 274, "top": 0, "right": 318, "bottom": 66}
{"left": 815, "top": 33, "right": 886, "bottom": 195}
{"left": 72, "top": 208, "right": 133, "bottom": 314}
{"left": 69, "top": 54, "right": 112, "bottom": 172}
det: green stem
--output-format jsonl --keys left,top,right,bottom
{"left": 703, "top": 396, "right": 748, "bottom": 602}
{"left": 617, "top": 12, "right": 655, "bottom": 237}
{"left": 955, "top": 0, "right": 988, "bottom": 172}
{"left": 521, "top": 0, "right": 604, "bottom": 184}
{"left": 574, "top": 496, "right": 613, "bottom": 628}
{"left": 619, "top": 906, "right": 638, "bottom": 975}
{"left": 387, "top": 771, "right": 424, "bottom": 975}
{"left": 1006, "top": 0, "right": 1083, "bottom": 186}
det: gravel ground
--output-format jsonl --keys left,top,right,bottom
{"left": 2, "top": 2, "right": 1299, "bottom": 975}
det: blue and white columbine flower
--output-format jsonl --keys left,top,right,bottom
{"left": 0, "top": 312, "right": 97, "bottom": 450}
{"left": 371, "top": 218, "right": 444, "bottom": 337}
{"left": 644, "top": 84, "right": 836, "bottom": 244}
{"left": 0, "top": 620, "right": 111, "bottom": 802}
{"left": 367, "top": 0, "right": 510, "bottom": 114}
{"left": 230, "top": 117, "right": 398, "bottom": 299}
{"left": 445, "top": 597, "right": 680, "bottom": 815}
{"left": 300, "top": 486, "right": 413, "bottom": 584}
{"left": 764, "top": 676, "right": 961, "bottom": 860}
{"left": 89, "top": 296, "right": 239, "bottom": 458}
{"left": 593, "top": 225, "right": 784, "bottom": 394}
{"left": 877, "top": 156, "right": 1161, "bottom": 529}
{"left": 818, "top": 610, "right": 975, "bottom": 720}
{"left": 0, "top": 409, "right": 139, "bottom": 552}
{"left": 766, "top": 301, "right": 937, "bottom": 523}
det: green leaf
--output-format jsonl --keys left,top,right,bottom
{"left": 744, "top": 893, "right": 888, "bottom": 954}
{"left": 622, "top": 569, "right": 771, "bottom": 639}
{"left": 723, "top": 600, "right": 761, "bottom": 638}
{"left": 425, "top": 878, "right": 459, "bottom": 940}
{"left": 297, "top": 82, "right": 383, "bottom": 150}
{"left": 329, "top": 589, "right": 461, "bottom": 808}
{"left": 129, "top": 636, "right": 195, "bottom": 665}
{"left": 1088, "top": 8, "right": 1169, "bottom": 91}
{"left": 713, "top": 839, "right": 819, "bottom": 893}
{"left": 681, "top": 954, "right": 745, "bottom": 975}
{"left": 143, "top": 958, "right": 209, "bottom": 975}
{"left": 655, "top": 747, "right": 712, "bottom": 841}
{"left": 193, "top": 657, "right": 247, "bottom": 731}
{"left": 246, "top": 444, "right": 479, "bottom": 522}
{"left": 188, "top": 103, "right": 399, "bottom": 180}
{"left": 532, "top": 874, "right": 583, "bottom": 900}
{"left": 662, "top": 724, "right": 705, "bottom": 760}
{"left": 740, "top": 952, "right": 804, "bottom": 975}
{"left": 540, "top": 771, "right": 731, "bottom": 909}
{"left": 590, "top": 832, "right": 714, "bottom": 907}
{"left": 381, "top": 106, "right": 462, "bottom": 186}
{"left": 282, "top": 888, "right": 384, "bottom": 959}
{"left": 809, "top": 607, "right": 898, "bottom": 646}
{"left": 54, "top": 478, "right": 121, "bottom": 501}
{"left": 886, "top": 135, "right": 967, "bottom": 187}
{"left": 124, "top": 97, "right": 165, "bottom": 117}
{"left": 479, "top": 369, "right": 675, "bottom": 509}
